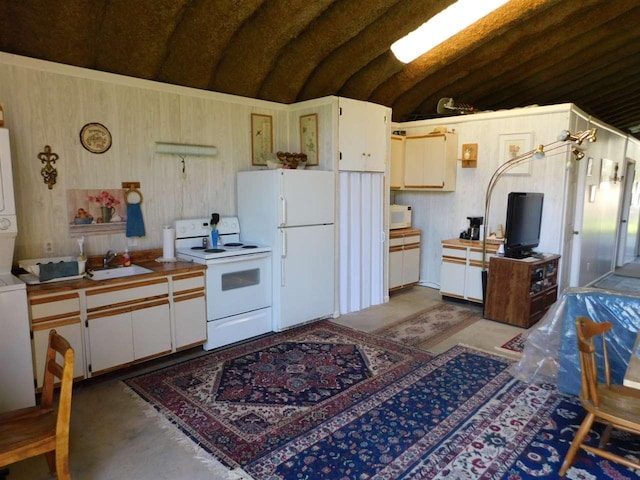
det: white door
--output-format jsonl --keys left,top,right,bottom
{"left": 280, "top": 170, "right": 335, "bottom": 226}
{"left": 88, "top": 312, "right": 134, "bottom": 374}
{"left": 132, "top": 302, "right": 171, "bottom": 360}
{"left": 278, "top": 224, "right": 334, "bottom": 330}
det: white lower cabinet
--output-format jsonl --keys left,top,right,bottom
{"left": 29, "top": 292, "right": 86, "bottom": 389}
{"left": 27, "top": 268, "right": 207, "bottom": 385}
{"left": 85, "top": 277, "right": 172, "bottom": 376}
{"left": 389, "top": 228, "right": 421, "bottom": 292}
{"left": 172, "top": 272, "right": 207, "bottom": 350}
{"left": 440, "top": 239, "right": 499, "bottom": 303}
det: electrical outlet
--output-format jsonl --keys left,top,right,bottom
{"left": 44, "top": 240, "right": 53, "bottom": 254}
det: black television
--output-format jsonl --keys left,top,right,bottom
{"left": 503, "top": 192, "right": 544, "bottom": 259}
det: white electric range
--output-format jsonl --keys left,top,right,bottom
{"left": 174, "top": 216, "right": 272, "bottom": 350}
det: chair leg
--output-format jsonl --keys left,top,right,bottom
{"left": 560, "top": 412, "right": 596, "bottom": 476}
{"left": 56, "top": 449, "right": 71, "bottom": 480}
{"left": 599, "top": 423, "right": 613, "bottom": 448}
{"left": 0, "top": 468, "right": 9, "bottom": 480}
{"left": 45, "top": 451, "right": 56, "bottom": 475}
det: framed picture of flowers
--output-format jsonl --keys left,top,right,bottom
{"left": 67, "top": 188, "right": 126, "bottom": 236}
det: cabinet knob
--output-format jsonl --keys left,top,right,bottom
{"left": 572, "top": 230, "right": 579, "bottom": 235}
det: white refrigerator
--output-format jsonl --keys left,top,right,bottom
{"left": 237, "top": 169, "right": 335, "bottom": 331}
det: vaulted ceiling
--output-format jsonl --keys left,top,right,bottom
{"left": 1, "top": 0, "right": 639, "bottom": 137}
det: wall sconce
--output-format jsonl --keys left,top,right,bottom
{"left": 38, "top": 145, "right": 58, "bottom": 189}
{"left": 571, "top": 147, "right": 585, "bottom": 161}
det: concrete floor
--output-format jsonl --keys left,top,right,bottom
{"left": 6, "top": 286, "right": 527, "bottom": 480}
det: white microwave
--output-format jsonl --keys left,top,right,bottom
{"left": 390, "top": 204, "right": 412, "bottom": 229}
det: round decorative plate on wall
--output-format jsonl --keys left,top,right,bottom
{"left": 80, "top": 123, "right": 112, "bottom": 154}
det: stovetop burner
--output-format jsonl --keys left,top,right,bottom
{"left": 191, "top": 246, "right": 205, "bottom": 250}
{"left": 242, "top": 245, "right": 257, "bottom": 249}
{"left": 204, "top": 248, "right": 226, "bottom": 253}
{"left": 224, "top": 242, "right": 243, "bottom": 247}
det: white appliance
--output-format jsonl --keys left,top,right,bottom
{"left": 390, "top": 204, "right": 412, "bottom": 229}
{"left": 174, "top": 216, "right": 272, "bottom": 350}
{"left": 237, "top": 169, "right": 335, "bottom": 331}
{"left": 0, "top": 127, "right": 35, "bottom": 412}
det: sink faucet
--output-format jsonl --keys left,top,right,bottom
{"left": 103, "top": 250, "right": 117, "bottom": 268}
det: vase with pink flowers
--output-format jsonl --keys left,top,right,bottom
{"left": 88, "top": 191, "right": 121, "bottom": 223}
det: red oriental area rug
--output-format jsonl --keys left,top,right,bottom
{"left": 125, "top": 320, "right": 432, "bottom": 468}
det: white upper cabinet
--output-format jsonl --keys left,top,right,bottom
{"left": 390, "top": 134, "right": 405, "bottom": 189}
{"left": 403, "top": 132, "right": 458, "bottom": 191}
{"left": 338, "top": 97, "right": 388, "bottom": 172}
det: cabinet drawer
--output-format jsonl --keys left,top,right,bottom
{"left": 468, "top": 248, "right": 497, "bottom": 262}
{"left": 404, "top": 235, "right": 420, "bottom": 246}
{"left": 29, "top": 292, "right": 80, "bottom": 323}
{"left": 86, "top": 278, "right": 169, "bottom": 311}
{"left": 442, "top": 246, "right": 467, "bottom": 260}
{"left": 173, "top": 272, "right": 205, "bottom": 294}
{"left": 389, "top": 237, "right": 404, "bottom": 248}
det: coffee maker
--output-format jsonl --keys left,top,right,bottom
{"left": 459, "top": 216, "right": 483, "bottom": 240}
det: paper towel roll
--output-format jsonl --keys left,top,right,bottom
{"left": 162, "top": 226, "right": 175, "bottom": 260}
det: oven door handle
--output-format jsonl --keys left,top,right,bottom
{"left": 209, "top": 253, "right": 271, "bottom": 264}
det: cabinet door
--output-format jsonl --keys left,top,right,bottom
{"left": 404, "top": 135, "right": 446, "bottom": 188}
{"left": 132, "top": 301, "right": 171, "bottom": 360}
{"left": 338, "top": 98, "right": 387, "bottom": 172}
{"left": 389, "top": 249, "right": 404, "bottom": 289}
{"left": 465, "top": 263, "right": 485, "bottom": 303}
{"left": 339, "top": 98, "right": 366, "bottom": 171}
{"left": 87, "top": 311, "right": 134, "bottom": 374}
{"left": 440, "top": 258, "right": 466, "bottom": 299}
{"left": 363, "top": 103, "right": 387, "bottom": 172}
{"left": 390, "top": 135, "right": 405, "bottom": 189}
{"left": 402, "top": 245, "right": 421, "bottom": 285}
{"left": 32, "top": 319, "right": 85, "bottom": 388}
{"left": 174, "top": 293, "right": 207, "bottom": 349}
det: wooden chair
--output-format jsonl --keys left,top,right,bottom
{"left": 0, "top": 330, "right": 74, "bottom": 479}
{"left": 559, "top": 316, "right": 640, "bottom": 476}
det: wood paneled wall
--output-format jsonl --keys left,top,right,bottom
{"left": 0, "top": 54, "right": 335, "bottom": 262}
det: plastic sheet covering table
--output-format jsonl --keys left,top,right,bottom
{"left": 510, "top": 287, "right": 639, "bottom": 396}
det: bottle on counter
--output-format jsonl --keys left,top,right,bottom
{"left": 122, "top": 248, "right": 131, "bottom": 267}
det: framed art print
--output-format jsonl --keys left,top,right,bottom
{"left": 299, "top": 113, "right": 319, "bottom": 166}
{"left": 499, "top": 133, "right": 533, "bottom": 175}
{"left": 251, "top": 113, "right": 273, "bottom": 166}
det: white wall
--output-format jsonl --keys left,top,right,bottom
{"left": 393, "top": 105, "right": 575, "bottom": 289}
{"left": 0, "top": 53, "right": 335, "bottom": 262}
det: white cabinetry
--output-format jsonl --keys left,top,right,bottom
{"left": 389, "top": 228, "right": 421, "bottom": 292}
{"left": 404, "top": 132, "right": 457, "bottom": 191}
{"left": 338, "top": 97, "right": 388, "bottom": 172}
{"left": 29, "top": 292, "right": 85, "bottom": 389}
{"left": 390, "top": 134, "right": 405, "bottom": 190}
{"left": 440, "top": 239, "right": 499, "bottom": 303}
{"left": 85, "top": 278, "right": 171, "bottom": 375}
{"left": 172, "top": 271, "right": 207, "bottom": 350}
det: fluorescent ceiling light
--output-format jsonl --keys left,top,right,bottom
{"left": 155, "top": 142, "right": 218, "bottom": 157}
{"left": 391, "top": 0, "right": 511, "bottom": 63}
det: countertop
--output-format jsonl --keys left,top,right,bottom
{"left": 442, "top": 238, "right": 501, "bottom": 250}
{"left": 25, "top": 249, "right": 205, "bottom": 297}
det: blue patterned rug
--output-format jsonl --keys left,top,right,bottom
{"left": 126, "top": 322, "right": 640, "bottom": 479}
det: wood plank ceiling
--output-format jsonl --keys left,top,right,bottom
{"left": 1, "top": 0, "right": 639, "bottom": 138}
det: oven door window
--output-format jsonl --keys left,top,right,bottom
{"left": 221, "top": 268, "right": 260, "bottom": 291}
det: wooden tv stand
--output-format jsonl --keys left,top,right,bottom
{"left": 485, "top": 254, "right": 560, "bottom": 328}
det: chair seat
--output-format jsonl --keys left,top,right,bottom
{"left": 583, "top": 384, "right": 640, "bottom": 425}
{"left": 0, "top": 410, "right": 57, "bottom": 466}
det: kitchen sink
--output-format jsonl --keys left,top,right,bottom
{"left": 87, "top": 264, "right": 154, "bottom": 281}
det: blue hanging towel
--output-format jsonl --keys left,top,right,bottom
{"left": 126, "top": 202, "right": 146, "bottom": 237}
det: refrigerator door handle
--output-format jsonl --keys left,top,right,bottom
{"left": 280, "top": 195, "right": 287, "bottom": 226}
{"left": 281, "top": 229, "right": 287, "bottom": 258}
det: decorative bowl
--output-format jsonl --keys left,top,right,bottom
{"left": 74, "top": 217, "right": 93, "bottom": 225}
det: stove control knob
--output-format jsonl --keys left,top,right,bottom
{"left": 0, "top": 217, "right": 11, "bottom": 230}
